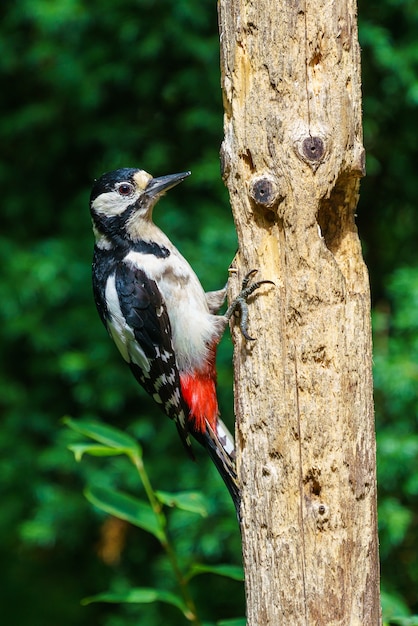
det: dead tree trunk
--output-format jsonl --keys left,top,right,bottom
{"left": 218, "top": 0, "right": 381, "bottom": 624}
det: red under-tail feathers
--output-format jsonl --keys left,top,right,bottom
{"left": 179, "top": 349, "right": 240, "bottom": 514}
{"left": 179, "top": 351, "right": 219, "bottom": 434}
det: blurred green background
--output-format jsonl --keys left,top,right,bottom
{"left": 1, "top": 0, "right": 417, "bottom": 623}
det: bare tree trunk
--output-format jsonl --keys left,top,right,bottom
{"left": 218, "top": 0, "right": 380, "bottom": 624}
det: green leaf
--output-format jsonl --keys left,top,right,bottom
{"left": 68, "top": 443, "right": 126, "bottom": 462}
{"left": 217, "top": 619, "right": 247, "bottom": 626}
{"left": 187, "top": 563, "right": 244, "bottom": 582}
{"left": 63, "top": 417, "right": 141, "bottom": 457}
{"left": 84, "top": 485, "right": 163, "bottom": 541}
{"left": 81, "top": 587, "right": 192, "bottom": 618}
{"left": 156, "top": 490, "right": 208, "bottom": 517}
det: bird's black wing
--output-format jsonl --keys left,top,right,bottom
{"left": 114, "top": 261, "right": 193, "bottom": 457}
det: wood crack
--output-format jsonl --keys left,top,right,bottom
{"left": 294, "top": 352, "right": 309, "bottom": 626}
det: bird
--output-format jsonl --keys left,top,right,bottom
{"left": 89, "top": 167, "right": 271, "bottom": 512}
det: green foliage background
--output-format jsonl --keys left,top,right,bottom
{"left": 0, "top": 0, "right": 417, "bottom": 623}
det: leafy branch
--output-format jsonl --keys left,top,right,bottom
{"left": 64, "top": 417, "right": 244, "bottom": 625}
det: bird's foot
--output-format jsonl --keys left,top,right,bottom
{"left": 225, "top": 269, "right": 274, "bottom": 341}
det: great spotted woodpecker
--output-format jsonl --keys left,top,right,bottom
{"left": 89, "top": 167, "right": 271, "bottom": 511}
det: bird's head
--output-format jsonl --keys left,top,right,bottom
{"left": 90, "top": 167, "right": 190, "bottom": 248}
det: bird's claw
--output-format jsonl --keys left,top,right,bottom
{"left": 226, "top": 269, "right": 274, "bottom": 341}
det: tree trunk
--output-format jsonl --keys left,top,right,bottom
{"left": 218, "top": 1, "right": 381, "bottom": 624}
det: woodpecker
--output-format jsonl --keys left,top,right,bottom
{"left": 89, "top": 167, "right": 271, "bottom": 511}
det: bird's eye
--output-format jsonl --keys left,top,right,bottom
{"left": 117, "top": 182, "right": 134, "bottom": 196}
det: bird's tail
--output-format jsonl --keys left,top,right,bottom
{"left": 202, "top": 418, "right": 241, "bottom": 516}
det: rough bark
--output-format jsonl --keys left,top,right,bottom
{"left": 218, "top": 0, "right": 380, "bottom": 624}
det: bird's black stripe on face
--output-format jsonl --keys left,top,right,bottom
{"left": 92, "top": 206, "right": 137, "bottom": 250}
{"left": 92, "top": 210, "right": 170, "bottom": 259}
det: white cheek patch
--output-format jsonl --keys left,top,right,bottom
{"left": 92, "top": 190, "right": 139, "bottom": 217}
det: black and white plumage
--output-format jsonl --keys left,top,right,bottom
{"left": 89, "top": 167, "right": 271, "bottom": 511}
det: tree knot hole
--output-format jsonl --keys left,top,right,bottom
{"left": 248, "top": 173, "right": 283, "bottom": 220}
{"left": 302, "top": 136, "right": 325, "bottom": 162}
{"left": 293, "top": 129, "right": 328, "bottom": 171}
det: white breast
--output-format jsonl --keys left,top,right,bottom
{"left": 124, "top": 246, "right": 218, "bottom": 374}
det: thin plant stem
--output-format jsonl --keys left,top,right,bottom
{"left": 132, "top": 453, "right": 202, "bottom": 626}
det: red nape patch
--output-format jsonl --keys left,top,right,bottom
{"left": 180, "top": 373, "right": 219, "bottom": 434}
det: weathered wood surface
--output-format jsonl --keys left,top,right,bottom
{"left": 218, "top": 0, "right": 381, "bottom": 624}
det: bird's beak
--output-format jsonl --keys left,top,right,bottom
{"left": 145, "top": 171, "right": 191, "bottom": 198}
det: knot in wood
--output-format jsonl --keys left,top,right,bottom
{"left": 249, "top": 174, "right": 280, "bottom": 208}
{"left": 302, "top": 136, "right": 325, "bottom": 162}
